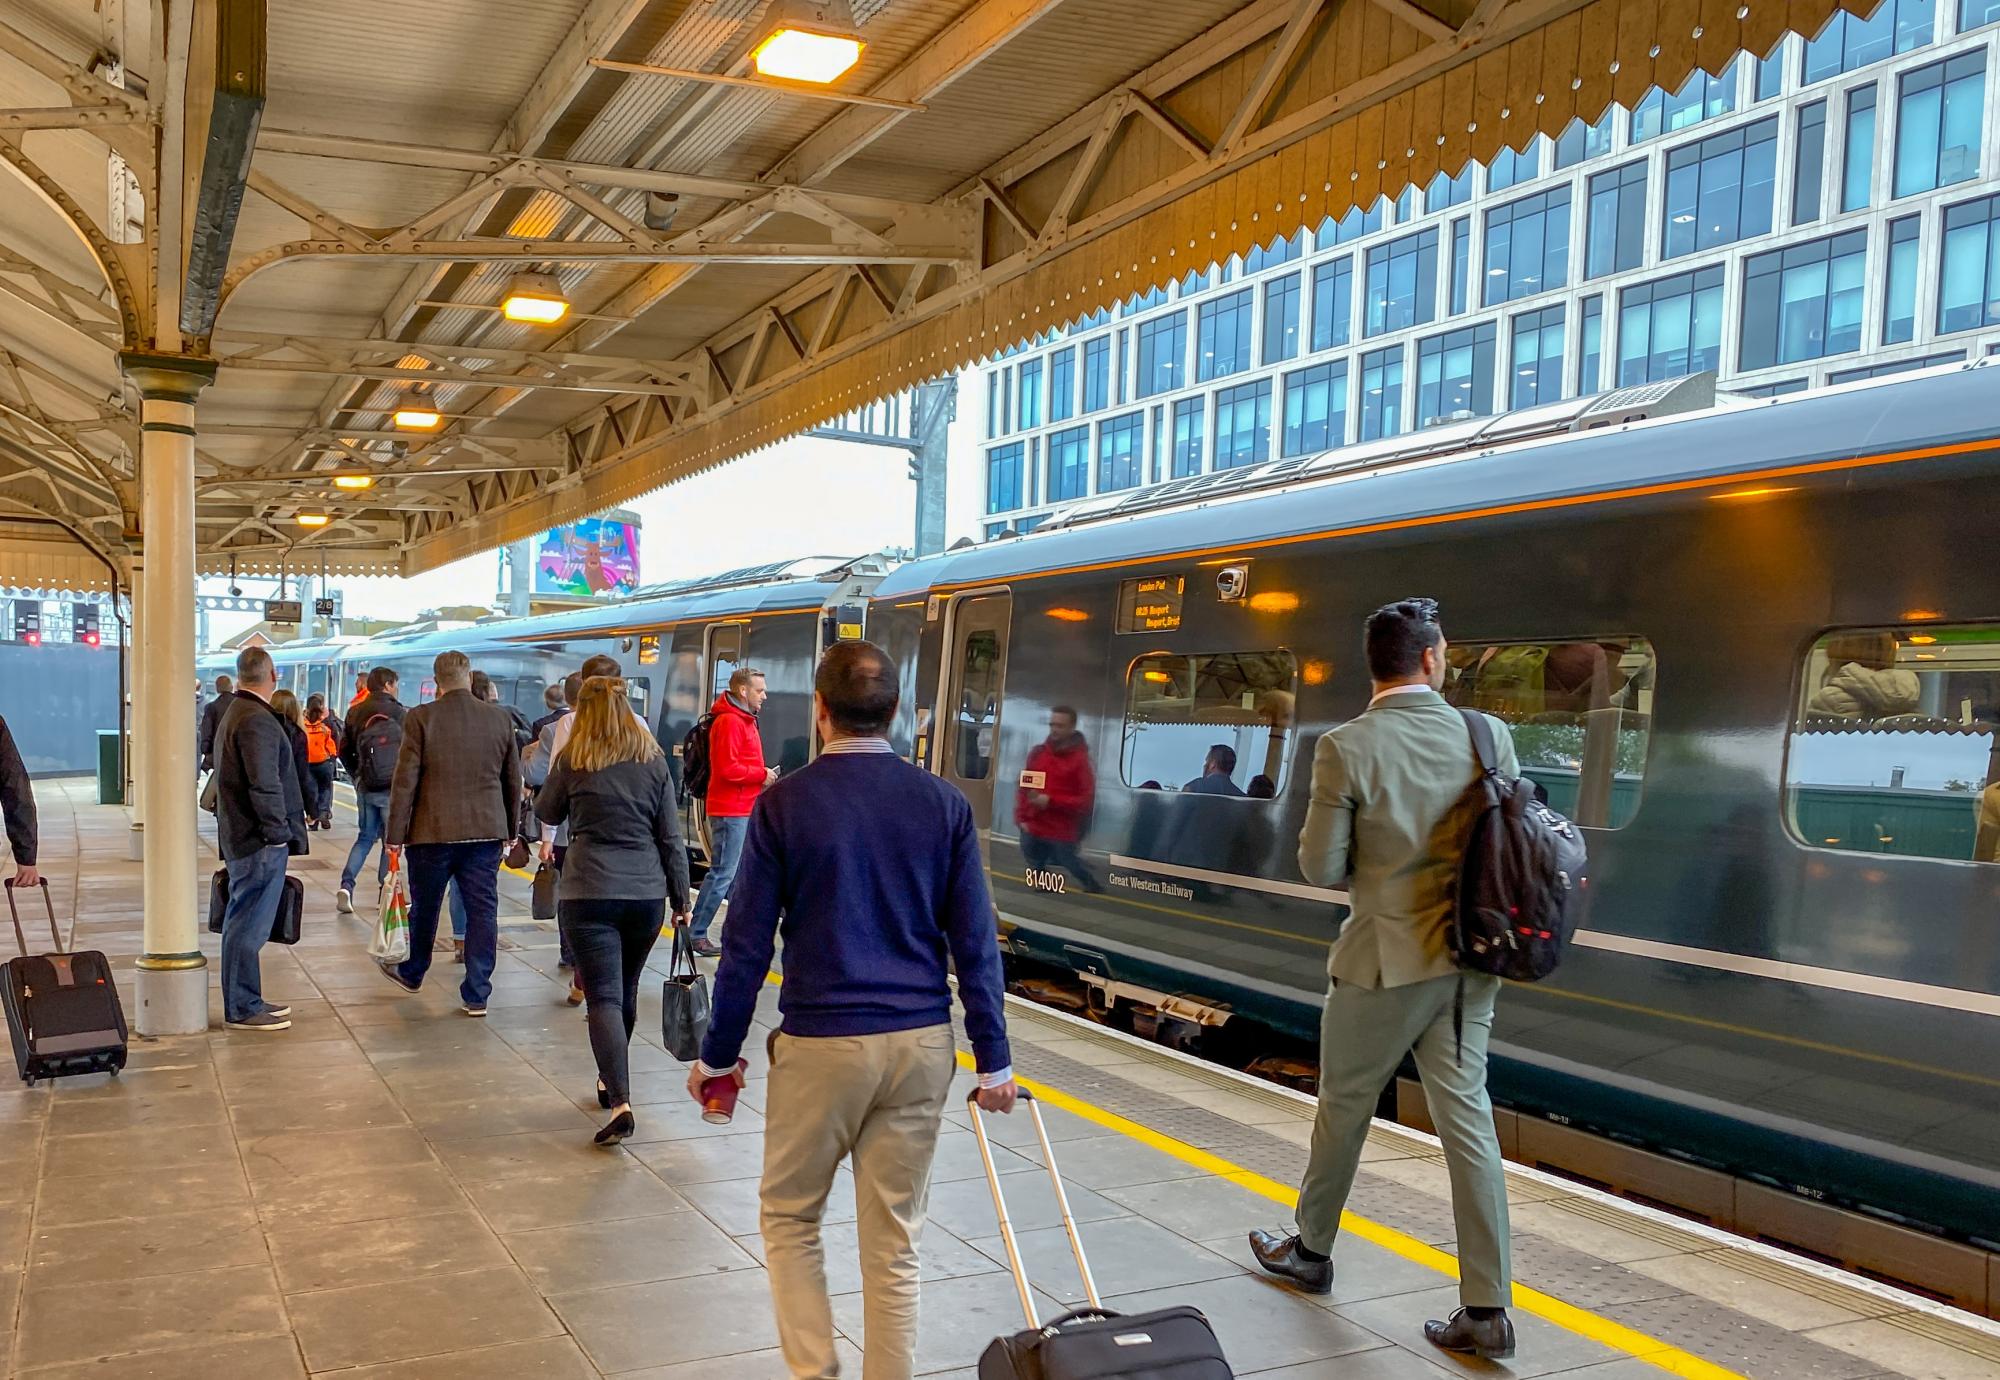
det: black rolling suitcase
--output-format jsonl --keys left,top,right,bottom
{"left": 3, "top": 878, "right": 128, "bottom": 1084}
{"left": 968, "top": 1089, "right": 1234, "bottom": 1379}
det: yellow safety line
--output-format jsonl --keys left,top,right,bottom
{"left": 958, "top": 1050, "right": 1745, "bottom": 1380}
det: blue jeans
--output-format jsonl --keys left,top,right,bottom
{"left": 341, "top": 790, "right": 391, "bottom": 892}
{"left": 221, "top": 844, "right": 289, "bottom": 1023}
{"left": 398, "top": 841, "right": 501, "bottom": 1005}
{"left": 689, "top": 814, "right": 748, "bottom": 941}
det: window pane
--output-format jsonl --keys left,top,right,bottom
{"left": 985, "top": 443, "right": 1024, "bottom": 513}
{"left": 1049, "top": 347, "right": 1075, "bottom": 422}
{"left": 1964, "top": 0, "right": 2000, "bottom": 30}
{"left": 1579, "top": 295, "right": 1604, "bottom": 392}
{"left": 951, "top": 630, "right": 1000, "bottom": 781}
{"left": 1282, "top": 361, "right": 1348, "bottom": 456}
{"left": 1364, "top": 229, "right": 1439, "bottom": 335}
{"left": 1484, "top": 188, "right": 1570, "bottom": 304}
{"left": 1938, "top": 192, "right": 2000, "bottom": 333}
{"left": 1587, "top": 161, "right": 1648, "bottom": 278}
{"left": 1047, "top": 425, "right": 1089, "bottom": 501}
{"left": 1096, "top": 412, "right": 1144, "bottom": 492}
{"left": 1842, "top": 85, "right": 1878, "bottom": 210}
{"left": 1213, "top": 380, "right": 1273, "bottom": 469}
{"left": 1757, "top": 40, "right": 1788, "bottom": 100}
{"left": 1450, "top": 217, "right": 1470, "bottom": 315}
{"left": 1427, "top": 165, "right": 1474, "bottom": 210}
{"left": 1171, "top": 397, "right": 1205, "bottom": 477}
{"left": 1262, "top": 274, "right": 1302, "bottom": 364}
{"left": 1487, "top": 139, "right": 1543, "bottom": 192}
{"left": 1786, "top": 625, "right": 2000, "bottom": 863}
{"left": 1794, "top": 101, "right": 1827, "bottom": 224}
{"left": 1806, "top": 0, "right": 1936, "bottom": 82}
{"left": 1136, "top": 311, "right": 1186, "bottom": 398}
{"left": 1662, "top": 117, "right": 1779, "bottom": 259}
{"left": 1885, "top": 216, "right": 1921, "bottom": 344}
{"left": 1631, "top": 60, "right": 1739, "bottom": 143}
{"left": 1122, "top": 650, "right": 1299, "bottom": 796}
{"left": 1359, "top": 346, "right": 1405, "bottom": 440}
{"left": 1082, "top": 336, "right": 1110, "bottom": 412}
{"left": 1417, "top": 323, "right": 1497, "bottom": 422}
{"left": 1555, "top": 109, "right": 1616, "bottom": 167}
{"left": 1315, "top": 199, "right": 1384, "bottom": 249}
{"left": 1441, "top": 638, "right": 1658, "bottom": 828}
{"left": 1511, "top": 306, "right": 1565, "bottom": 408}
{"left": 1619, "top": 266, "right": 1724, "bottom": 384}
{"left": 1197, "top": 288, "right": 1255, "bottom": 381}
{"left": 1896, "top": 52, "right": 1986, "bottom": 197}
{"left": 1311, "top": 258, "right": 1353, "bottom": 350}
{"left": 1739, "top": 229, "right": 1869, "bottom": 368}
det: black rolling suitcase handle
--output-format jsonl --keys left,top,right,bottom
{"left": 3, "top": 878, "right": 60, "bottom": 956}
{"left": 966, "top": 1087, "right": 1106, "bottom": 1332}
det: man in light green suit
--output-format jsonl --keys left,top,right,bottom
{"left": 1249, "top": 598, "right": 1520, "bottom": 1361}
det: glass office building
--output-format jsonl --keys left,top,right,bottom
{"left": 973, "top": 0, "right": 2000, "bottom": 539}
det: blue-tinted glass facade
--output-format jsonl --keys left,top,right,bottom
{"left": 1282, "top": 361, "right": 1348, "bottom": 456}
{"left": 1417, "top": 323, "right": 1497, "bottom": 421}
{"left": 1484, "top": 188, "right": 1570, "bottom": 304}
{"left": 1359, "top": 346, "right": 1404, "bottom": 440}
{"left": 1894, "top": 51, "right": 1985, "bottom": 197}
{"left": 1311, "top": 258, "right": 1353, "bottom": 349}
{"left": 1047, "top": 425, "right": 1088, "bottom": 501}
{"left": 1263, "top": 274, "right": 1303, "bottom": 364}
{"left": 1097, "top": 412, "right": 1144, "bottom": 492}
{"left": 1196, "top": 288, "right": 1254, "bottom": 380}
{"left": 1618, "top": 266, "right": 1726, "bottom": 383}
{"left": 1662, "top": 117, "right": 1780, "bottom": 257}
{"left": 1365, "top": 229, "right": 1438, "bottom": 335}
{"left": 986, "top": 443, "right": 1023, "bottom": 513}
{"left": 1739, "top": 228, "right": 1867, "bottom": 368}
{"left": 1136, "top": 311, "right": 1185, "bottom": 398}
{"left": 1511, "top": 305, "right": 1566, "bottom": 407}
{"left": 1213, "top": 380, "right": 1272, "bottom": 469}
{"left": 1939, "top": 192, "right": 2000, "bottom": 331}
{"left": 1171, "top": 397, "right": 1204, "bottom": 477}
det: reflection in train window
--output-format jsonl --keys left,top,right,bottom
{"left": 953, "top": 630, "right": 1002, "bottom": 780}
{"left": 1121, "top": 650, "right": 1298, "bottom": 794}
{"left": 1786, "top": 626, "right": 2000, "bottom": 864}
{"left": 1441, "top": 638, "right": 1656, "bottom": 829}
{"left": 625, "top": 677, "right": 652, "bottom": 725}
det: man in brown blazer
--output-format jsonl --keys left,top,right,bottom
{"left": 378, "top": 649, "right": 522, "bottom": 1015}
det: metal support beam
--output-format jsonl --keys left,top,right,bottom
{"left": 587, "top": 58, "right": 929, "bottom": 112}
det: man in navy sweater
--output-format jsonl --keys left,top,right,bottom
{"left": 693, "top": 640, "right": 1016, "bottom": 1380}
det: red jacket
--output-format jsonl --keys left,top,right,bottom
{"left": 704, "top": 693, "right": 767, "bottom": 817}
{"left": 1017, "top": 734, "right": 1094, "bottom": 844}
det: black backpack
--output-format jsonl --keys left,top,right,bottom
{"left": 355, "top": 713, "right": 403, "bottom": 792}
{"left": 1450, "top": 708, "right": 1587, "bottom": 983}
{"left": 678, "top": 711, "right": 719, "bottom": 805}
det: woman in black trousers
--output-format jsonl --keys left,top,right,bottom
{"left": 536, "top": 675, "right": 691, "bottom": 1145}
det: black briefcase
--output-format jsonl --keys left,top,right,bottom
{"left": 208, "top": 867, "right": 305, "bottom": 944}
{"left": 4, "top": 878, "right": 127, "bottom": 1085}
{"left": 969, "top": 1090, "right": 1234, "bottom": 1379}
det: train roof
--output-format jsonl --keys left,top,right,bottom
{"left": 873, "top": 362, "right": 2000, "bottom": 600}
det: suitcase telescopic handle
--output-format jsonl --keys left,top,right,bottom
{"left": 3, "top": 877, "right": 58, "bottom": 956}
{"left": 965, "top": 1086, "right": 1103, "bottom": 1331}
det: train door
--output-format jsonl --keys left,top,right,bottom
{"left": 703, "top": 622, "right": 746, "bottom": 702}
{"left": 934, "top": 592, "right": 1011, "bottom": 836}
{"left": 808, "top": 600, "right": 869, "bottom": 762}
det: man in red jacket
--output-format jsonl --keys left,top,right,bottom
{"left": 688, "top": 666, "right": 777, "bottom": 956}
{"left": 1016, "top": 705, "right": 1103, "bottom": 893}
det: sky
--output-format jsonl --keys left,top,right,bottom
{"left": 194, "top": 400, "right": 983, "bottom": 648}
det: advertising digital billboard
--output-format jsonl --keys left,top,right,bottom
{"left": 535, "top": 516, "right": 641, "bottom": 598}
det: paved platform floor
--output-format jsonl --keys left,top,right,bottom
{"left": 0, "top": 778, "right": 1997, "bottom": 1378}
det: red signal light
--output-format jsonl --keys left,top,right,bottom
{"left": 83, "top": 631, "right": 100, "bottom": 647}
{"left": 22, "top": 632, "right": 39, "bottom": 647}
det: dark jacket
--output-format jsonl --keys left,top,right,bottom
{"left": 278, "top": 718, "right": 316, "bottom": 814}
{"left": 699, "top": 749, "right": 1010, "bottom": 1077}
{"left": 535, "top": 754, "right": 690, "bottom": 909}
{"left": 215, "top": 692, "right": 308, "bottom": 861}
{"left": 387, "top": 689, "right": 523, "bottom": 846}
{"left": 0, "top": 714, "right": 36, "bottom": 866}
{"left": 339, "top": 690, "right": 406, "bottom": 781}
{"left": 503, "top": 703, "right": 535, "bottom": 749}
{"left": 197, "top": 693, "right": 231, "bottom": 772}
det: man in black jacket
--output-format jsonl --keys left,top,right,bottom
{"left": 213, "top": 647, "right": 306, "bottom": 1032}
{"left": 0, "top": 713, "right": 37, "bottom": 889}
{"left": 336, "top": 666, "right": 407, "bottom": 915}
{"left": 197, "top": 674, "right": 233, "bottom": 773}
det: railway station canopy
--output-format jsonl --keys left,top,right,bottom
{"left": 0, "top": 0, "right": 1885, "bottom": 586}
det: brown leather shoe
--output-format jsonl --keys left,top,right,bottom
{"left": 566, "top": 981, "right": 585, "bottom": 1007}
{"left": 452, "top": 940, "right": 466, "bottom": 964}
{"left": 1424, "top": 1308, "right": 1516, "bottom": 1359}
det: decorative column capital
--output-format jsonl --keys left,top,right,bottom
{"left": 118, "top": 352, "right": 217, "bottom": 406}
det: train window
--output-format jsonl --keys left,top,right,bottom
{"left": 1441, "top": 638, "right": 1656, "bottom": 829}
{"left": 1121, "top": 650, "right": 1298, "bottom": 794}
{"left": 1785, "top": 626, "right": 2000, "bottom": 863}
{"left": 952, "top": 630, "right": 1003, "bottom": 780}
{"left": 626, "top": 677, "right": 652, "bottom": 724}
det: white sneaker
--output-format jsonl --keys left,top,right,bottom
{"left": 335, "top": 888, "right": 354, "bottom": 915}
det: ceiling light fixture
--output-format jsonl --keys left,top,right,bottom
{"left": 752, "top": 0, "right": 864, "bottom": 84}
{"left": 332, "top": 474, "right": 376, "bottom": 490}
{"left": 500, "top": 271, "right": 570, "bottom": 325}
{"left": 393, "top": 397, "right": 442, "bottom": 431}
{"left": 295, "top": 513, "right": 332, "bottom": 528}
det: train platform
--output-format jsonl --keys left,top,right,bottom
{"left": 1, "top": 779, "right": 1998, "bottom": 1379}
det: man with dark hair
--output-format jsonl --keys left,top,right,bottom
{"left": 198, "top": 674, "right": 234, "bottom": 773}
{"left": 379, "top": 650, "right": 522, "bottom": 1016}
{"left": 686, "top": 663, "right": 777, "bottom": 957}
{"left": 1250, "top": 598, "right": 1521, "bottom": 1360}
{"left": 1182, "top": 742, "right": 1244, "bottom": 796}
{"left": 213, "top": 645, "right": 307, "bottom": 1031}
{"left": 1017, "top": 705, "right": 1103, "bottom": 892}
{"left": 337, "top": 665, "right": 406, "bottom": 914}
{"left": 692, "top": 641, "right": 1014, "bottom": 1380}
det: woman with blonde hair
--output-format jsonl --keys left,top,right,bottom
{"left": 268, "top": 688, "right": 317, "bottom": 829}
{"left": 536, "top": 676, "right": 691, "bottom": 1144}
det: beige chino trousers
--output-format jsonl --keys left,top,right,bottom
{"left": 760, "top": 1023, "right": 958, "bottom": 1380}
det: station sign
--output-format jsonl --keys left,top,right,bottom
{"left": 1116, "top": 575, "right": 1184, "bottom": 634}
{"left": 265, "top": 599, "right": 302, "bottom": 625}
{"left": 313, "top": 598, "right": 335, "bottom": 617}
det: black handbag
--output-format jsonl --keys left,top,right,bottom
{"left": 970, "top": 1090, "right": 1234, "bottom": 1380}
{"left": 531, "top": 861, "right": 557, "bottom": 921}
{"left": 207, "top": 867, "right": 305, "bottom": 944}
{"left": 660, "top": 927, "right": 711, "bottom": 1062}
